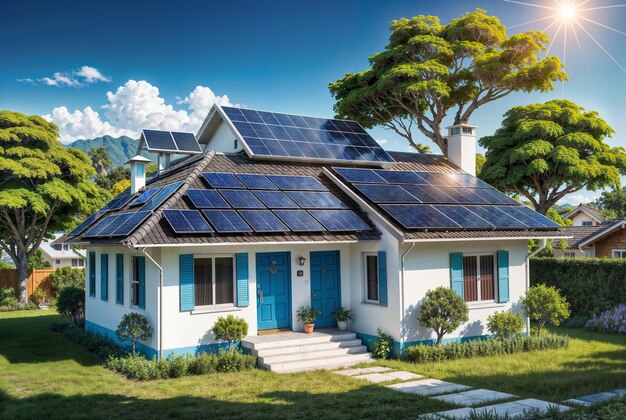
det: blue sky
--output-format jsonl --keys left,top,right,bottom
{"left": 1, "top": 0, "right": 625, "bottom": 204}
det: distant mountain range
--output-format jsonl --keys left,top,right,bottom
{"left": 65, "top": 135, "right": 157, "bottom": 169}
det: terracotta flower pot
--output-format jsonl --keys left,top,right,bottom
{"left": 303, "top": 323, "right": 315, "bottom": 334}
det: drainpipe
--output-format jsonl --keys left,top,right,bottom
{"left": 578, "top": 245, "right": 588, "bottom": 258}
{"left": 400, "top": 242, "right": 415, "bottom": 354}
{"left": 139, "top": 247, "right": 164, "bottom": 360}
{"left": 525, "top": 239, "right": 547, "bottom": 335}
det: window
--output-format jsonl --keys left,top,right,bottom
{"left": 132, "top": 258, "right": 140, "bottom": 306}
{"left": 63, "top": 244, "right": 70, "bottom": 251}
{"left": 363, "top": 253, "right": 379, "bottom": 303}
{"left": 79, "top": 259, "right": 85, "bottom": 267}
{"left": 55, "top": 259, "right": 61, "bottom": 266}
{"left": 234, "top": 138, "right": 238, "bottom": 150}
{"left": 450, "top": 127, "right": 461, "bottom": 135}
{"left": 582, "top": 221, "right": 593, "bottom": 226}
{"left": 194, "top": 256, "right": 235, "bottom": 307}
{"left": 564, "top": 252, "right": 576, "bottom": 259}
{"left": 462, "top": 254, "right": 496, "bottom": 303}
{"left": 71, "top": 259, "right": 79, "bottom": 267}
{"left": 137, "top": 163, "right": 144, "bottom": 177}
{"left": 462, "top": 127, "right": 473, "bottom": 135}
{"left": 612, "top": 250, "right": 626, "bottom": 259}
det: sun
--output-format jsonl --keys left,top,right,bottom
{"left": 558, "top": 3, "right": 577, "bottom": 20}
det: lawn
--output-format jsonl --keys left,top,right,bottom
{"left": 1, "top": 311, "right": 626, "bottom": 419}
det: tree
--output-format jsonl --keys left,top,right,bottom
{"left": 0, "top": 111, "right": 98, "bottom": 304}
{"left": 212, "top": 315, "right": 249, "bottom": 352}
{"left": 480, "top": 100, "right": 626, "bottom": 214}
{"left": 116, "top": 312, "right": 153, "bottom": 355}
{"left": 88, "top": 147, "right": 112, "bottom": 177}
{"left": 110, "top": 179, "right": 130, "bottom": 196}
{"left": 28, "top": 248, "right": 50, "bottom": 269}
{"left": 417, "top": 287, "right": 469, "bottom": 346}
{"left": 596, "top": 187, "right": 626, "bottom": 218}
{"left": 476, "top": 153, "right": 486, "bottom": 176}
{"left": 329, "top": 8, "right": 567, "bottom": 155}
{"left": 49, "top": 266, "right": 85, "bottom": 296}
{"left": 57, "top": 286, "right": 85, "bottom": 326}
{"left": 521, "top": 284, "right": 570, "bottom": 336}
{"left": 95, "top": 166, "right": 129, "bottom": 191}
{"left": 487, "top": 311, "right": 524, "bottom": 339}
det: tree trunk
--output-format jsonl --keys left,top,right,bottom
{"left": 16, "top": 254, "right": 29, "bottom": 305}
{"left": 132, "top": 340, "right": 136, "bottom": 356}
{"left": 436, "top": 333, "right": 443, "bottom": 347}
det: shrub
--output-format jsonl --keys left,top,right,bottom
{"left": 296, "top": 305, "right": 320, "bottom": 324}
{"left": 585, "top": 304, "right": 626, "bottom": 334}
{"left": 50, "top": 322, "right": 127, "bottom": 359}
{"left": 212, "top": 315, "right": 248, "bottom": 352}
{"left": 0, "top": 287, "right": 17, "bottom": 307}
{"left": 404, "top": 334, "right": 570, "bottom": 363}
{"left": 521, "top": 284, "right": 570, "bottom": 335}
{"left": 371, "top": 328, "right": 393, "bottom": 359}
{"left": 116, "top": 312, "right": 153, "bottom": 355}
{"left": 32, "top": 287, "right": 46, "bottom": 305}
{"left": 216, "top": 350, "right": 257, "bottom": 373}
{"left": 418, "top": 287, "right": 469, "bottom": 346}
{"left": 487, "top": 311, "right": 524, "bottom": 339}
{"left": 332, "top": 307, "right": 353, "bottom": 321}
{"left": 187, "top": 352, "right": 218, "bottom": 375}
{"left": 49, "top": 267, "right": 85, "bottom": 296}
{"left": 560, "top": 315, "right": 589, "bottom": 329}
{"left": 56, "top": 286, "right": 85, "bottom": 326}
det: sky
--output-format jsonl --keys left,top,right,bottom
{"left": 1, "top": 0, "right": 625, "bottom": 205}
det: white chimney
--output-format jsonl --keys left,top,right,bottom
{"left": 446, "top": 123, "right": 477, "bottom": 176}
{"left": 125, "top": 155, "right": 151, "bottom": 194}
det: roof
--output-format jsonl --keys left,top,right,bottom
{"left": 561, "top": 219, "right": 625, "bottom": 248}
{"left": 564, "top": 204, "right": 604, "bottom": 223}
{"left": 40, "top": 233, "right": 86, "bottom": 259}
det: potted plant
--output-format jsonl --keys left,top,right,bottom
{"left": 332, "top": 307, "right": 353, "bottom": 331}
{"left": 297, "top": 305, "right": 320, "bottom": 334}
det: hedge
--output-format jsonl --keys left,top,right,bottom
{"left": 530, "top": 258, "right": 626, "bottom": 317}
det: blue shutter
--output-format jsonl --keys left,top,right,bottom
{"left": 236, "top": 253, "right": 249, "bottom": 307}
{"left": 89, "top": 252, "right": 96, "bottom": 297}
{"left": 378, "top": 251, "right": 388, "bottom": 307}
{"left": 179, "top": 254, "right": 194, "bottom": 311}
{"left": 450, "top": 252, "right": 464, "bottom": 298}
{"left": 497, "top": 250, "right": 510, "bottom": 303}
{"left": 100, "top": 254, "right": 108, "bottom": 301}
{"left": 137, "top": 256, "right": 146, "bottom": 309}
{"left": 116, "top": 254, "right": 124, "bottom": 305}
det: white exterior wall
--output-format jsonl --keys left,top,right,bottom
{"left": 570, "top": 212, "right": 597, "bottom": 226}
{"left": 202, "top": 120, "right": 242, "bottom": 154}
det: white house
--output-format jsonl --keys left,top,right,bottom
{"left": 564, "top": 204, "right": 604, "bottom": 227}
{"left": 40, "top": 233, "right": 86, "bottom": 269}
{"left": 68, "top": 105, "right": 564, "bottom": 367}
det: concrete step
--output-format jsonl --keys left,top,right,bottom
{"left": 268, "top": 352, "right": 374, "bottom": 373}
{"left": 259, "top": 345, "right": 368, "bottom": 365}
{"left": 242, "top": 331, "right": 357, "bottom": 351}
{"left": 253, "top": 339, "right": 364, "bottom": 357}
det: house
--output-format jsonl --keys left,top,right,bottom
{"left": 564, "top": 204, "right": 604, "bottom": 226}
{"left": 554, "top": 219, "right": 626, "bottom": 258}
{"left": 39, "top": 233, "right": 86, "bottom": 269}
{"left": 68, "top": 105, "right": 564, "bottom": 368}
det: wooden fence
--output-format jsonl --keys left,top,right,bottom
{"left": 0, "top": 269, "right": 56, "bottom": 302}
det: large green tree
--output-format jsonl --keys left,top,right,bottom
{"left": 0, "top": 111, "right": 99, "bottom": 304}
{"left": 329, "top": 9, "right": 567, "bottom": 155}
{"left": 480, "top": 100, "right": 626, "bottom": 214}
{"left": 89, "top": 146, "right": 112, "bottom": 178}
{"left": 596, "top": 187, "right": 626, "bottom": 218}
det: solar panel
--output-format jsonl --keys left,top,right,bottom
{"left": 140, "top": 181, "right": 184, "bottom": 212}
{"left": 236, "top": 173, "right": 279, "bottom": 190}
{"left": 439, "top": 187, "right": 489, "bottom": 205}
{"left": 222, "top": 105, "right": 395, "bottom": 164}
{"left": 101, "top": 194, "right": 134, "bottom": 212}
{"left": 333, "top": 168, "right": 386, "bottom": 183}
{"left": 143, "top": 129, "right": 176, "bottom": 151}
{"left": 354, "top": 184, "right": 418, "bottom": 203}
{"left": 84, "top": 214, "right": 119, "bottom": 237}
{"left": 110, "top": 211, "right": 152, "bottom": 236}
{"left": 472, "top": 188, "right": 519, "bottom": 205}
{"left": 203, "top": 210, "right": 253, "bottom": 233}
{"left": 98, "top": 213, "right": 134, "bottom": 236}
{"left": 374, "top": 170, "right": 424, "bottom": 185}
{"left": 130, "top": 187, "right": 162, "bottom": 206}
{"left": 273, "top": 210, "right": 325, "bottom": 232}
{"left": 467, "top": 206, "right": 527, "bottom": 228}
{"left": 202, "top": 172, "right": 244, "bottom": 189}
{"left": 186, "top": 189, "right": 230, "bottom": 208}
{"left": 285, "top": 191, "right": 349, "bottom": 209}
{"left": 380, "top": 205, "right": 460, "bottom": 229}
{"left": 163, "top": 210, "right": 213, "bottom": 233}
{"left": 239, "top": 210, "right": 288, "bottom": 232}
{"left": 506, "top": 206, "right": 561, "bottom": 228}
{"left": 69, "top": 212, "right": 104, "bottom": 236}
{"left": 432, "top": 205, "right": 493, "bottom": 228}
{"left": 402, "top": 185, "right": 457, "bottom": 204}
{"left": 267, "top": 175, "right": 328, "bottom": 191}
{"left": 309, "top": 210, "right": 370, "bottom": 231}
{"left": 444, "top": 173, "right": 493, "bottom": 189}
{"left": 172, "top": 132, "right": 202, "bottom": 153}
{"left": 415, "top": 172, "right": 461, "bottom": 187}
{"left": 253, "top": 190, "right": 298, "bottom": 208}
{"left": 219, "top": 190, "right": 265, "bottom": 208}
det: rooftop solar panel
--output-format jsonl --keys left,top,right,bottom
{"left": 69, "top": 212, "right": 104, "bottom": 236}
{"left": 354, "top": 184, "right": 418, "bottom": 203}
{"left": 172, "top": 132, "right": 202, "bottom": 153}
{"left": 140, "top": 181, "right": 184, "bottom": 212}
{"left": 203, "top": 210, "right": 253, "bottom": 233}
{"left": 253, "top": 190, "right": 298, "bottom": 208}
{"left": 163, "top": 210, "right": 213, "bottom": 233}
{"left": 219, "top": 190, "right": 265, "bottom": 208}
{"left": 267, "top": 175, "right": 328, "bottom": 191}
{"left": 444, "top": 173, "right": 493, "bottom": 189}
{"left": 432, "top": 205, "right": 494, "bottom": 229}
{"left": 273, "top": 210, "right": 325, "bottom": 232}
{"left": 402, "top": 185, "right": 456, "bottom": 204}
{"left": 202, "top": 172, "right": 244, "bottom": 189}
{"left": 239, "top": 210, "right": 288, "bottom": 232}
{"left": 333, "top": 168, "right": 386, "bottom": 184}
{"left": 415, "top": 172, "right": 461, "bottom": 187}
{"left": 235, "top": 173, "right": 279, "bottom": 190}
{"left": 130, "top": 187, "right": 162, "bottom": 207}
{"left": 143, "top": 129, "right": 176, "bottom": 151}
{"left": 506, "top": 206, "right": 561, "bottom": 228}
{"left": 110, "top": 211, "right": 152, "bottom": 236}
{"left": 374, "top": 170, "right": 424, "bottom": 185}
{"left": 285, "top": 191, "right": 349, "bottom": 209}
{"left": 467, "top": 206, "right": 527, "bottom": 228}
{"left": 309, "top": 210, "right": 370, "bottom": 232}
{"left": 440, "top": 187, "right": 490, "bottom": 205}
{"left": 380, "top": 205, "right": 460, "bottom": 229}
{"left": 84, "top": 214, "right": 119, "bottom": 237}
{"left": 186, "top": 189, "right": 230, "bottom": 208}
{"left": 100, "top": 194, "right": 134, "bottom": 212}
{"left": 98, "top": 213, "right": 134, "bottom": 236}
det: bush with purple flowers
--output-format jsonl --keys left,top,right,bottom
{"left": 585, "top": 304, "right": 626, "bottom": 334}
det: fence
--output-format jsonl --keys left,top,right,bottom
{"left": 0, "top": 269, "right": 56, "bottom": 302}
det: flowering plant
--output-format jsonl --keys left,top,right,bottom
{"left": 585, "top": 304, "right": 626, "bottom": 334}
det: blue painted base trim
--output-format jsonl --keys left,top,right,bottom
{"left": 162, "top": 342, "right": 241, "bottom": 358}
{"left": 85, "top": 320, "right": 158, "bottom": 359}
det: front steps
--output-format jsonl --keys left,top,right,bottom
{"left": 242, "top": 329, "right": 373, "bottom": 373}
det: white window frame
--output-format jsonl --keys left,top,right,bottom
{"left": 79, "top": 259, "right": 85, "bottom": 267}
{"left": 563, "top": 252, "right": 576, "bottom": 259}
{"left": 362, "top": 252, "right": 379, "bottom": 304}
{"left": 130, "top": 256, "right": 140, "bottom": 309}
{"left": 462, "top": 252, "right": 498, "bottom": 304}
{"left": 193, "top": 254, "right": 236, "bottom": 309}
{"left": 581, "top": 221, "right": 593, "bottom": 226}
{"left": 71, "top": 259, "right": 78, "bottom": 268}
{"left": 63, "top": 244, "right": 70, "bottom": 251}
{"left": 612, "top": 249, "right": 626, "bottom": 259}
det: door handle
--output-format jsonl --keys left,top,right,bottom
{"left": 257, "top": 289, "right": 263, "bottom": 303}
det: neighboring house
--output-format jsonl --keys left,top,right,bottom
{"left": 564, "top": 204, "right": 604, "bottom": 226}
{"left": 68, "top": 104, "right": 564, "bottom": 361}
{"left": 39, "top": 233, "right": 86, "bottom": 269}
{"left": 555, "top": 219, "right": 626, "bottom": 259}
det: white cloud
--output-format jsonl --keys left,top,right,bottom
{"left": 17, "top": 66, "right": 110, "bottom": 88}
{"left": 44, "top": 80, "right": 235, "bottom": 142}
{"left": 75, "top": 65, "right": 111, "bottom": 83}
{"left": 558, "top": 193, "right": 598, "bottom": 206}
{"left": 376, "top": 138, "right": 389, "bottom": 145}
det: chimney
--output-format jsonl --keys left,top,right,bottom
{"left": 446, "top": 123, "right": 477, "bottom": 176}
{"left": 125, "top": 155, "right": 152, "bottom": 194}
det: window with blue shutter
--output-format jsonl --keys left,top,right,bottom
{"left": 236, "top": 253, "right": 249, "bottom": 307}
{"left": 100, "top": 254, "right": 108, "bottom": 301}
{"left": 116, "top": 254, "right": 124, "bottom": 305}
{"left": 88, "top": 251, "right": 96, "bottom": 297}
{"left": 179, "top": 254, "right": 194, "bottom": 311}
{"left": 378, "top": 250, "right": 388, "bottom": 307}
{"left": 450, "top": 252, "right": 464, "bottom": 298}
{"left": 497, "top": 250, "right": 510, "bottom": 303}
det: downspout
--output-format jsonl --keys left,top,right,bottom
{"left": 578, "top": 245, "right": 588, "bottom": 258}
{"left": 400, "top": 242, "right": 415, "bottom": 354}
{"left": 525, "top": 239, "right": 547, "bottom": 335}
{"left": 138, "top": 247, "right": 164, "bottom": 360}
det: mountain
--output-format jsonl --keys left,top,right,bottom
{"left": 66, "top": 135, "right": 157, "bottom": 169}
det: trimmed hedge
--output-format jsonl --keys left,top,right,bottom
{"left": 50, "top": 321, "right": 127, "bottom": 359}
{"left": 404, "top": 334, "right": 569, "bottom": 364}
{"left": 530, "top": 257, "right": 626, "bottom": 317}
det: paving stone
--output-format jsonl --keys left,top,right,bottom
{"left": 433, "top": 388, "right": 515, "bottom": 406}
{"left": 387, "top": 378, "right": 471, "bottom": 396}
{"left": 353, "top": 370, "right": 423, "bottom": 383}
{"left": 613, "top": 388, "right": 626, "bottom": 395}
{"left": 334, "top": 366, "right": 393, "bottom": 376}
{"left": 385, "top": 371, "right": 423, "bottom": 381}
{"left": 435, "top": 399, "right": 569, "bottom": 419}
{"left": 564, "top": 389, "right": 626, "bottom": 407}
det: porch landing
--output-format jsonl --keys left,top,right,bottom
{"left": 242, "top": 329, "right": 372, "bottom": 373}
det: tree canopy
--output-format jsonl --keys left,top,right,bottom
{"left": 89, "top": 146, "right": 112, "bottom": 177}
{"left": 0, "top": 111, "right": 100, "bottom": 303}
{"left": 595, "top": 187, "right": 626, "bottom": 218}
{"left": 479, "top": 100, "right": 626, "bottom": 214}
{"left": 329, "top": 8, "right": 567, "bottom": 155}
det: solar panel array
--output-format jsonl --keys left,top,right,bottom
{"left": 142, "top": 129, "right": 202, "bottom": 153}
{"left": 221, "top": 106, "right": 395, "bottom": 164}
{"left": 333, "top": 168, "right": 560, "bottom": 231}
{"left": 162, "top": 172, "right": 371, "bottom": 235}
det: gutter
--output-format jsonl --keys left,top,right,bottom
{"left": 400, "top": 242, "right": 415, "bottom": 350}
{"left": 525, "top": 238, "right": 547, "bottom": 335}
{"left": 137, "top": 246, "right": 164, "bottom": 360}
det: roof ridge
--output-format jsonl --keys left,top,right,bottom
{"left": 125, "top": 151, "right": 216, "bottom": 247}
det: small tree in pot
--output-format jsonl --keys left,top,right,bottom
{"left": 297, "top": 305, "right": 320, "bottom": 333}
{"left": 332, "top": 307, "right": 353, "bottom": 331}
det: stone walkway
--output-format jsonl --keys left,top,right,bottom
{"left": 433, "top": 399, "right": 571, "bottom": 419}
{"left": 564, "top": 388, "right": 626, "bottom": 407}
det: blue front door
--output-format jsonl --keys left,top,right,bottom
{"left": 310, "top": 251, "right": 341, "bottom": 328}
{"left": 256, "top": 252, "right": 291, "bottom": 330}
